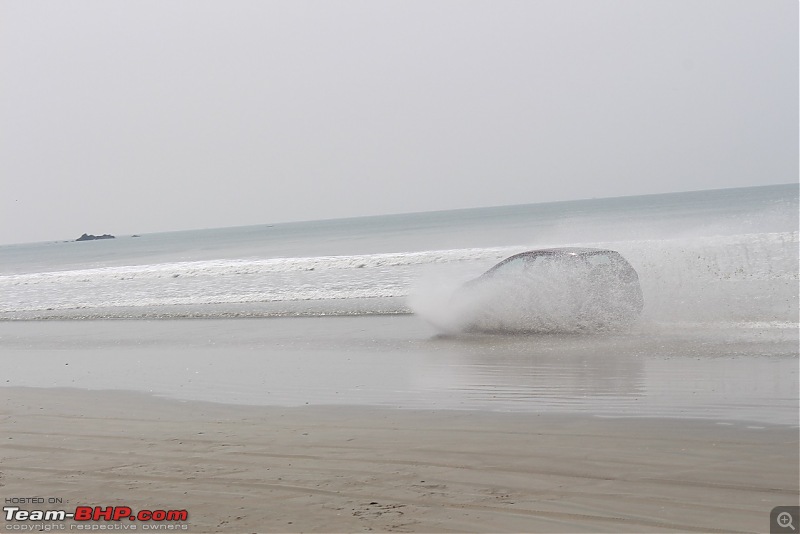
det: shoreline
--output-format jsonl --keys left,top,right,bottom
{"left": 2, "top": 386, "right": 798, "bottom": 533}
{"left": 1, "top": 316, "right": 797, "bottom": 425}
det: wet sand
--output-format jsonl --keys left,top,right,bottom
{"left": 1, "top": 316, "right": 798, "bottom": 532}
{"left": 2, "top": 387, "right": 798, "bottom": 533}
{"left": 1, "top": 316, "right": 797, "bottom": 423}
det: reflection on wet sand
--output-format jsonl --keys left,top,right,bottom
{"left": 417, "top": 333, "right": 646, "bottom": 402}
{"left": 411, "top": 325, "right": 798, "bottom": 423}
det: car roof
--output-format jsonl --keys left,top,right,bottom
{"left": 474, "top": 247, "right": 625, "bottom": 280}
{"left": 510, "top": 247, "right": 618, "bottom": 258}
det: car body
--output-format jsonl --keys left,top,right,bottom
{"left": 455, "top": 247, "right": 644, "bottom": 332}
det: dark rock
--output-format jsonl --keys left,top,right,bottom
{"left": 75, "top": 233, "right": 115, "bottom": 241}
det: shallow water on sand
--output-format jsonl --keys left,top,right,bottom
{"left": 1, "top": 316, "right": 796, "bottom": 425}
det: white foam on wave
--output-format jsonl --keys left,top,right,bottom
{"left": 1, "top": 232, "right": 797, "bottom": 323}
{"left": 0, "top": 246, "right": 523, "bottom": 286}
{"left": 5, "top": 231, "right": 794, "bottom": 286}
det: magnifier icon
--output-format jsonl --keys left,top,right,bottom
{"left": 778, "top": 512, "right": 796, "bottom": 531}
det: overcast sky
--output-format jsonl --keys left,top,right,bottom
{"left": 1, "top": 0, "right": 797, "bottom": 245}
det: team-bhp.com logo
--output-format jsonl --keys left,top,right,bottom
{"left": 4, "top": 505, "right": 188, "bottom": 526}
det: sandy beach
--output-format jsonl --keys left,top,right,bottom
{"left": 1, "top": 316, "right": 798, "bottom": 533}
{"left": 2, "top": 387, "right": 798, "bottom": 533}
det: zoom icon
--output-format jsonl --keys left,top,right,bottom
{"left": 772, "top": 507, "right": 800, "bottom": 533}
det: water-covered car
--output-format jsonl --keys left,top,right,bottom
{"left": 453, "top": 248, "right": 644, "bottom": 332}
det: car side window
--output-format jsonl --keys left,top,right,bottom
{"left": 587, "top": 254, "right": 612, "bottom": 266}
{"left": 494, "top": 256, "right": 528, "bottom": 275}
{"left": 536, "top": 256, "right": 586, "bottom": 280}
{"left": 532, "top": 256, "right": 558, "bottom": 271}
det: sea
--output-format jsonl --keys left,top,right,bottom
{"left": 1, "top": 183, "right": 798, "bottom": 324}
{"left": 1, "top": 184, "right": 798, "bottom": 424}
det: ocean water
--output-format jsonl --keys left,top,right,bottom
{"left": 1, "top": 185, "right": 798, "bottom": 423}
{"left": 1, "top": 184, "right": 797, "bottom": 325}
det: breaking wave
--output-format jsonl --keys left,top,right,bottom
{"left": 1, "top": 232, "right": 797, "bottom": 324}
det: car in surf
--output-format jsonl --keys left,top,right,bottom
{"left": 455, "top": 248, "right": 644, "bottom": 332}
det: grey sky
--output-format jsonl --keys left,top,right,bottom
{"left": 1, "top": 0, "right": 797, "bottom": 245}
